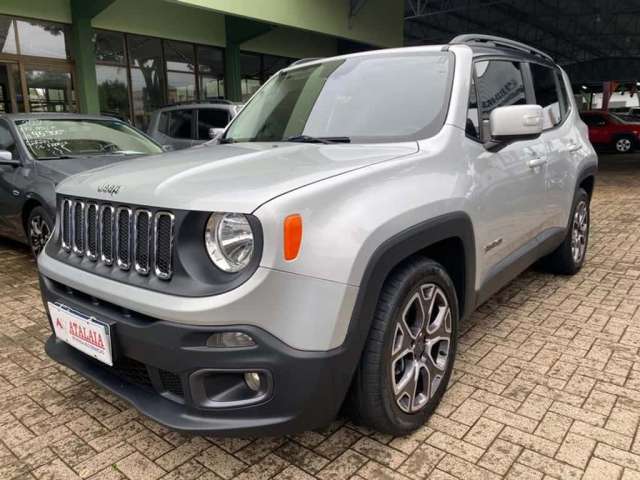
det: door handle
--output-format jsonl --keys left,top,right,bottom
{"left": 527, "top": 157, "right": 548, "bottom": 169}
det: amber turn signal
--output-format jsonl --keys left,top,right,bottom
{"left": 283, "top": 214, "right": 302, "bottom": 260}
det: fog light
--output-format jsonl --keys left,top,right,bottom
{"left": 244, "top": 372, "right": 262, "bottom": 391}
{"left": 207, "top": 332, "right": 255, "bottom": 348}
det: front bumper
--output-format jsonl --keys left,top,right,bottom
{"left": 40, "top": 275, "right": 355, "bottom": 436}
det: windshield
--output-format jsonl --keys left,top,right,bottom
{"left": 15, "top": 119, "right": 163, "bottom": 160}
{"left": 224, "top": 51, "right": 453, "bottom": 143}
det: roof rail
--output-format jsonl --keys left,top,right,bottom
{"left": 160, "top": 98, "right": 234, "bottom": 108}
{"left": 449, "top": 34, "right": 553, "bottom": 62}
{"left": 289, "top": 57, "right": 323, "bottom": 67}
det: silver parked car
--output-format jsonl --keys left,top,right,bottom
{"left": 39, "top": 35, "right": 596, "bottom": 437}
{"left": 0, "top": 113, "right": 162, "bottom": 255}
{"left": 147, "top": 100, "right": 242, "bottom": 150}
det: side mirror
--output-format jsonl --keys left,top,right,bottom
{"left": 162, "top": 144, "right": 174, "bottom": 152}
{"left": 489, "top": 105, "right": 543, "bottom": 143}
{"left": 0, "top": 150, "right": 19, "bottom": 166}
{"left": 209, "top": 127, "right": 225, "bottom": 140}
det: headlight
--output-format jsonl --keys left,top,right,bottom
{"left": 205, "top": 213, "right": 254, "bottom": 272}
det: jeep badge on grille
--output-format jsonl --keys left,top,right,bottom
{"left": 97, "top": 184, "right": 122, "bottom": 196}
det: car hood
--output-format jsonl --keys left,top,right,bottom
{"left": 57, "top": 142, "right": 418, "bottom": 212}
{"left": 37, "top": 155, "right": 139, "bottom": 183}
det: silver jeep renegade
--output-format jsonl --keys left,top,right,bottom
{"left": 39, "top": 35, "right": 597, "bottom": 437}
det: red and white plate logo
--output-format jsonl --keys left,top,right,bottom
{"left": 49, "top": 302, "right": 113, "bottom": 366}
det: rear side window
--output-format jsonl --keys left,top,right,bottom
{"left": 473, "top": 60, "right": 526, "bottom": 141}
{"left": 530, "top": 64, "right": 564, "bottom": 129}
{"left": 581, "top": 114, "right": 606, "bottom": 126}
{"left": 197, "top": 108, "right": 231, "bottom": 140}
{"left": 159, "top": 110, "right": 193, "bottom": 139}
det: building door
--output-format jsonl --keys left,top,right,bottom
{"left": 0, "top": 62, "right": 24, "bottom": 112}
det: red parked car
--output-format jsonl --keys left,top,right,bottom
{"left": 580, "top": 111, "right": 640, "bottom": 153}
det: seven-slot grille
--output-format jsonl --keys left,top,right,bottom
{"left": 60, "top": 198, "right": 175, "bottom": 280}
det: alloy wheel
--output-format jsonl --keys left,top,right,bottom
{"left": 391, "top": 284, "right": 452, "bottom": 414}
{"left": 616, "top": 138, "right": 632, "bottom": 153}
{"left": 29, "top": 215, "right": 51, "bottom": 256}
{"left": 570, "top": 200, "right": 588, "bottom": 264}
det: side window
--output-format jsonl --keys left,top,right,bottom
{"left": 466, "top": 76, "right": 480, "bottom": 140}
{"left": 160, "top": 110, "right": 193, "bottom": 139}
{"left": 474, "top": 60, "right": 526, "bottom": 141}
{"left": 197, "top": 108, "right": 231, "bottom": 140}
{"left": 0, "top": 121, "right": 18, "bottom": 158}
{"left": 530, "top": 63, "right": 562, "bottom": 129}
{"left": 554, "top": 69, "right": 571, "bottom": 120}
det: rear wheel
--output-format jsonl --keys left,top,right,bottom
{"left": 541, "top": 188, "right": 590, "bottom": 275}
{"left": 614, "top": 136, "right": 634, "bottom": 153}
{"left": 349, "top": 258, "right": 458, "bottom": 435}
{"left": 27, "top": 206, "right": 53, "bottom": 257}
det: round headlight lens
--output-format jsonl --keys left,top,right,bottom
{"left": 205, "top": 213, "right": 254, "bottom": 272}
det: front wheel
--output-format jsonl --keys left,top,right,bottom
{"left": 348, "top": 258, "right": 459, "bottom": 435}
{"left": 27, "top": 206, "right": 53, "bottom": 257}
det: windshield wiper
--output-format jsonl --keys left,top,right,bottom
{"left": 37, "top": 155, "right": 82, "bottom": 160}
{"left": 219, "top": 137, "right": 235, "bottom": 144}
{"left": 286, "top": 135, "right": 351, "bottom": 144}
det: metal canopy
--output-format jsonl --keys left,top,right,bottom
{"left": 405, "top": 0, "right": 640, "bottom": 82}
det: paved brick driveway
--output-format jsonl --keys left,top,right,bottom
{"left": 1, "top": 155, "right": 640, "bottom": 480}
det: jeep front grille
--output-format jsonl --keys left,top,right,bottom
{"left": 60, "top": 198, "right": 175, "bottom": 280}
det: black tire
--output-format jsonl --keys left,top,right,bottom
{"left": 613, "top": 135, "right": 635, "bottom": 154}
{"left": 348, "top": 257, "right": 459, "bottom": 435}
{"left": 541, "top": 188, "right": 590, "bottom": 275}
{"left": 26, "top": 206, "right": 53, "bottom": 257}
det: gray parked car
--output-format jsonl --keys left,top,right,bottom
{"left": 0, "top": 113, "right": 163, "bottom": 255}
{"left": 147, "top": 100, "right": 242, "bottom": 150}
{"left": 40, "top": 35, "right": 596, "bottom": 437}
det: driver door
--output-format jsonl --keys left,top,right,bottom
{"left": 468, "top": 60, "right": 549, "bottom": 285}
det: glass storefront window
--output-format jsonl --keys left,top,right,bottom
{"left": 197, "top": 46, "right": 224, "bottom": 99}
{"left": 167, "top": 71, "right": 196, "bottom": 103}
{"left": 25, "top": 68, "right": 74, "bottom": 112}
{"left": 0, "top": 16, "right": 18, "bottom": 54}
{"left": 165, "top": 40, "right": 195, "bottom": 72}
{"left": 199, "top": 75, "right": 224, "bottom": 100}
{"left": 97, "top": 65, "right": 130, "bottom": 121}
{"left": 130, "top": 67, "right": 164, "bottom": 130}
{"left": 128, "top": 35, "right": 162, "bottom": 69}
{"left": 262, "top": 55, "right": 292, "bottom": 81}
{"left": 240, "top": 53, "right": 262, "bottom": 102}
{"left": 94, "top": 30, "right": 126, "bottom": 65}
{"left": 16, "top": 19, "right": 68, "bottom": 59}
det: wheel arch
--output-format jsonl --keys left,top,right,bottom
{"left": 343, "top": 211, "right": 475, "bottom": 351}
{"left": 21, "top": 198, "right": 43, "bottom": 234}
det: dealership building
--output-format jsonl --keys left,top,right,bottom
{"left": 0, "top": 0, "right": 401, "bottom": 129}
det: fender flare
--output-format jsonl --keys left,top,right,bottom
{"left": 335, "top": 212, "right": 476, "bottom": 390}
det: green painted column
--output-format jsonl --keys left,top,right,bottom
{"left": 224, "top": 15, "right": 272, "bottom": 102}
{"left": 70, "top": 14, "right": 98, "bottom": 113}
{"left": 70, "top": 0, "right": 114, "bottom": 113}
{"left": 224, "top": 39, "right": 242, "bottom": 102}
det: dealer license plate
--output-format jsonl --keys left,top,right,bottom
{"left": 48, "top": 302, "right": 113, "bottom": 366}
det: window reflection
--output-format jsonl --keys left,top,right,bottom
{"left": 0, "top": 16, "right": 17, "bottom": 54}
{"left": 97, "top": 65, "right": 130, "bottom": 121}
{"left": 94, "top": 30, "right": 126, "bottom": 64}
{"left": 16, "top": 19, "right": 68, "bottom": 59}
{"left": 131, "top": 67, "right": 164, "bottom": 130}
{"left": 25, "top": 69, "right": 74, "bottom": 112}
